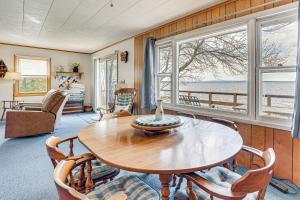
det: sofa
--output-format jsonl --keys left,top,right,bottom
{"left": 5, "top": 90, "right": 69, "bottom": 138}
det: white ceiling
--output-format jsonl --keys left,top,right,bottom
{"left": 0, "top": 0, "right": 221, "bottom": 53}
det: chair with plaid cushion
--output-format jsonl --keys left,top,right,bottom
{"left": 96, "top": 88, "right": 136, "bottom": 121}
{"left": 182, "top": 146, "right": 275, "bottom": 200}
{"left": 53, "top": 156, "right": 160, "bottom": 200}
{"left": 46, "top": 136, "right": 120, "bottom": 192}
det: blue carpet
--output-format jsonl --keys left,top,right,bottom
{"left": 0, "top": 113, "right": 299, "bottom": 200}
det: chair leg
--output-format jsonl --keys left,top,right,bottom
{"left": 172, "top": 175, "right": 177, "bottom": 187}
{"left": 175, "top": 176, "right": 184, "bottom": 192}
{"left": 187, "top": 180, "right": 197, "bottom": 200}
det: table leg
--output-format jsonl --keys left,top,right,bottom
{"left": 159, "top": 174, "right": 172, "bottom": 200}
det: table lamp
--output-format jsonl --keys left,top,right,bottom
{"left": 4, "top": 72, "right": 21, "bottom": 100}
{"left": 4, "top": 72, "right": 21, "bottom": 82}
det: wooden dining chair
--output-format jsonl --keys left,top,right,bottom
{"left": 46, "top": 136, "right": 120, "bottom": 191}
{"left": 211, "top": 117, "right": 238, "bottom": 131}
{"left": 96, "top": 88, "right": 136, "bottom": 121}
{"left": 174, "top": 117, "right": 237, "bottom": 189}
{"left": 184, "top": 146, "right": 276, "bottom": 200}
{"left": 53, "top": 157, "right": 160, "bottom": 200}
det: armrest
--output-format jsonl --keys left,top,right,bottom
{"left": 101, "top": 110, "right": 131, "bottom": 121}
{"left": 184, "top": 172, "right": 246, "bottom": 200}
{"left": 242, "top": 145, "right": 264, "bottom": 158}
{"left": 67, "top": 153, "right": 93, "bottom": 161}
{"left": 96, "top": 107, "right": 113, "bottom": 112}
{"left": 108, "top": 193, "right": 127, "bottom": 200}
{"left": 24, "top": 106, "right": 42, "bottom": 111}
{"left": 19, "top": 102, "right": 42, "bottom": 107}
{"left": 58, "top": 135, "right": 78, "bottom": 144}
{"left": 73, "top": 153, "right": 96, "bottom": 165}
{"left": 5, "top": 111, "right": 55, "bottom": 138}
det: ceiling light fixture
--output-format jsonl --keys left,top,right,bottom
{"left": 110, "top": 0, "right": 114, "bottom": 7}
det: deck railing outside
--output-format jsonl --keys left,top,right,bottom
{"left": 160, "top": 89, "right": 294, "bottom": 115}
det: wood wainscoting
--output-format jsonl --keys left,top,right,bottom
{"left": 164, "top": 109, "right": 300, "bottom": 186}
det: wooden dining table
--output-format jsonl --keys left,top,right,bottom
{"left": 78, "top": 115, "right": 243, "bottom": 200}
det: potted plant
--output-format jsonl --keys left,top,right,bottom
{"left": 71, "top": 63, "right": 80, "bottom": 72}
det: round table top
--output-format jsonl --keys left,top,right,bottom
{"left": 78, "top": 115, "right": 243, "bottom": 174}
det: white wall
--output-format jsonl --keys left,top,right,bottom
{"left": 0, "top": 44, "right": 93, "bottom": 115}
{"left": 92, "top": 38, "right": 135, "bottom": 88}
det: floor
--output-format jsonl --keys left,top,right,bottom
{"left": 0, "top": 113, "right": 299, "bottom": 200}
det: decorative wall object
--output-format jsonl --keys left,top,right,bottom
{"left": 0, "top": 59, "right": 8, "bottom": 78}
{"left": 120, "top": 51, "right": 128, "bottom": 63}
{"left": 71, "top": 62, "right": 80, "bottom": 72}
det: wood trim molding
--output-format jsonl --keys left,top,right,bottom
{"left": 14, "top": 55, "right": 51, "bottom": 97}
{"left": 0, "top": 42, "right": 91, "bottom": 55}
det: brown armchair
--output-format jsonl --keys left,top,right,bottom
{"left": 5, "top": 90, "right": 68, "bottom": 138}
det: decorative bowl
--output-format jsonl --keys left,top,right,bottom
{"left": 131, "top": 115, "right": 182, "bottom": 132}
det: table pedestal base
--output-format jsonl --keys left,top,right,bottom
{"left": 159, "top": 174, "right": 173, "bottom": 200}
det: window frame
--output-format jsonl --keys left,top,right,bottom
{"left": 175, "top": 24, "right": 250, "bottom": 115}
{"left": 14, "top": 55, "right": 51, "bottom": 97}
{"left": 155, "top": 42, "right": 174, "bottom": 104}
{"left": 255, "top": 12, "right": 298, "bottom": 125}
{"left": 154, "top": 3, "right": 298, "bottom": 130}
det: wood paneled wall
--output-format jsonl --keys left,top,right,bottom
{"left": 134, "top": 0, "right": 296, "bottom": 114}
{"left": 133, "top": 0, "right": 299, "bottom": 185}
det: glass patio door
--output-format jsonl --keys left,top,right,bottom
{"left": 95, "top": 55, "right": 118, "bottom": 111}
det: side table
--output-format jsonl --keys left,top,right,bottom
{"left": 1, "top": 100, "right": 23, "bottom": 121}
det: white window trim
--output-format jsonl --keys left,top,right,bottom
{"left": 155, "top": 2, "right": 298, "bottom": 131}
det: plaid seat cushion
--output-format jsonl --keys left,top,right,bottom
{"left": 192, "top": 167, "right": 257, "bottom": 200}
{"left": 87, "top": 175, "right": 160, "bottom": 200}
{"left": 74, "top": 160, "right": 119, "bottom": 181}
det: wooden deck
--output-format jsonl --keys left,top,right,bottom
{"left": 160, "top": 89, "right": 294, "bottom": 117}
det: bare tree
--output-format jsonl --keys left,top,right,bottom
{"left": 159, "top": 30, "right": 289, "bottom": 83}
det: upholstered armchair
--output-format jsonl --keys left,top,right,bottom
{"left": 5, "top": 90, "right": 68, "bottom": 138}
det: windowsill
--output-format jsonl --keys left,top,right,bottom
{"left": 163, "top": 104, "right": 292, "bottom": 131}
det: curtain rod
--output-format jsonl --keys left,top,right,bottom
{"left": 156, "top": 0, "right": 293, "bottom": 40}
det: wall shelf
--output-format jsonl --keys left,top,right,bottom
{"left": 55, "top": 71, "right": 84, "bottom": 79}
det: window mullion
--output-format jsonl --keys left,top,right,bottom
{"left": 248, "top": 18, "right": 257, "bottom": 121}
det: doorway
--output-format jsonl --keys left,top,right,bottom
{"left": 95, "top": 54, "right": 118, "bottom": 111}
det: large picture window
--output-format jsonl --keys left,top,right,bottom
{"left": 177, "top": 26, "right": 248, "bottom": 113}
{"left": 257, "top": 14, "right": 297, "bottom": 120}
{"left": 155, "top": 8, "right": 298, "bottom": 128}
{"left": 15, "top": 56, "right": 51, "bottom": 96}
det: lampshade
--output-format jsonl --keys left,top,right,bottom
{"left": 4, "top": 72, "right": 21, "bottom": 80}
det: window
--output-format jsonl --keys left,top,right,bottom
{"left": 155, "top": 8, "right": 298, "bottom": 128}
{"left": 15, "top": 56, "right": 51, "bottom": 96}
{"left": 156, "top": 44, "right": 173, "bottom": 103}
{"left": 257, "top": 14, "right": 297, "bottom": 119}
{"left": 177, "top": 26, "right": 248, "bottom": 113}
